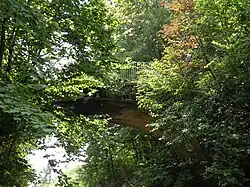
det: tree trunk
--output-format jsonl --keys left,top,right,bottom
{"left": 0, "top": 21, "right": 6, "bottom": 68}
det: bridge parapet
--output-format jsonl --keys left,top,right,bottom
{"left": 117, "top": 62, "right": 147, "bottom": 81}
{"left": 103, "top": 63, "right": 148, "bottom": 100}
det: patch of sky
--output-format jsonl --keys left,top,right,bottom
{"left": 27, "top": 136, "right": 86, "bottom": 186}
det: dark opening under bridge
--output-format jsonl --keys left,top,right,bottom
{"left": 55, "top": 97, "right": 153, "bottom": 132}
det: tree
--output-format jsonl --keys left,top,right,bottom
{"left": 54, "top": 0, "right": 250, "bottom": 186}
{"left": 40, "top": 163, "right": 52, "bottom": 185}
{"left": 1, "top": 0, "right": 250, "bottom": 186}
{"left": 113, "top": 0, "right": 171, "bottom": 62}
{"left": 0, "top": 0, "right": 117, "bottom": 186}
{"left": 137, "top": 0, "right": 250, "bottom": 186}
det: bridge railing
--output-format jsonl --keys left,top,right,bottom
{"left": 108, "top": 63, "right": 148, "bottom": 99}
{"left": 117, "top": 62, "right": 148, "bottom": 82}
{"left": 119, "top": 67, "right": 137, "bottom": 81}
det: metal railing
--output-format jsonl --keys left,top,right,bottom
{"left": 118, "top": 62, "right": 148, "bottom": 81}
{"left": 119, "top": 67, "right": 137, "bottom": 81}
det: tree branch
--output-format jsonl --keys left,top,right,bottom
{"left": 0, "top": 19, "right": 6, "bottom": 68}
{"left": 6, "top": 27, "right": 18, "bottom": 73}
{"left": 198, "top": 37, "right": 216, "bottom": 79}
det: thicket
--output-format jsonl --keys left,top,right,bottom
{"left": 1, "top": 0, "right": 250, "bottom": 187}
{"left": 73, "top": 0, "right": 250, "bottom": 186}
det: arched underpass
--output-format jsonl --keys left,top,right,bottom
{"left": 54, "top": 97, "right": 154, "bottom": 132}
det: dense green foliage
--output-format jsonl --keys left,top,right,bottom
{"left": 1, "top": 0, "right": 250, "bottom": 187}
{"left": 114, "top": 0, "right": 171, "bottom": 62}
{"left": 0, "top": 0, "right": 116, "bottom": 186}
{"left": 71, "top": 0, "right": 250, "bottom": 187}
